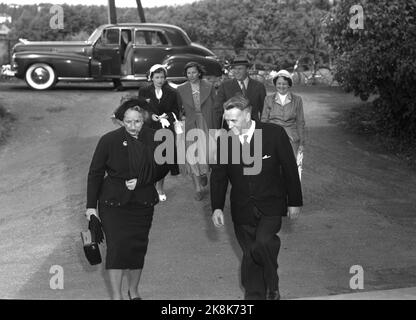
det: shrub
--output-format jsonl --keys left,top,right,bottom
{"left": 0, "top": 103, "right": 14, "bottom": 144}
{"left": 326, "top": 0, "right": 416, "bottom": 141}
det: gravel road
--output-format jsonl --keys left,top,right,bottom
{"left": 0, "top": 81, "right": 415, "bottom": 300}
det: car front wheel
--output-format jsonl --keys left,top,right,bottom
{"left": 25, "top": 63, "right": 56, "bottom": 90}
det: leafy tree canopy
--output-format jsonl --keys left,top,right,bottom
{"left": 326, "top": 0, "right": 416, "bottom": 139}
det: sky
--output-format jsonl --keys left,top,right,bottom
{"left": 0, "top": 0, "right": 200, "bottom": 8}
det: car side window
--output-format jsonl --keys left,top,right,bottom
{"left": 156, "top": 32, "right": 169, "bottom": 45}
{"left": 121, "top": 30, "right": 132, "bottom": 45}
{"left": 101, "top": 29, "right": 120, "bottom": 45}
{"left": 135, "top": 31, "right": 149, "bottom": 45}
{"left": 134, "top": 30, "right": 169, "bottom": 46}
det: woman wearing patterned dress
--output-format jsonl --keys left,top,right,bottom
{"left": 176, "top": 62, "right": 220, "bottom": 200}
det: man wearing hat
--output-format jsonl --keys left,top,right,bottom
{"left": 215, "top": 56, "right": 267, "bottom": 126}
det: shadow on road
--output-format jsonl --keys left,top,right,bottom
{"left": 15, "top": 136, "right": 112, "bottom": 299}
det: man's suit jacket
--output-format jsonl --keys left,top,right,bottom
{"left": 210, "top": 121, "right": 303, "bottom": 225}
{"left": 215, "top": 78, "right": 267, "bottom": 122}
{"left": 176, "top": 79, "right": 220, "bottom": 132}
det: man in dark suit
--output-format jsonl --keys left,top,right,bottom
{"left": 210, "top": 95, "right": 303, "bottom": 300}
{"left": 215, "top": 56, "right": 267, "bottom": 125}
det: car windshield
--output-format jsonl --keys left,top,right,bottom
{"left": 87, "top": 27, "right": 104, "bottom": 44}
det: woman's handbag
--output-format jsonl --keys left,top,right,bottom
{"left": 80, "top": 215, "right": 103, "bottom": 265}
{"left": 80, "top": 230, "right": 102, "bottom": 265}
{"left": 172, "top": 113, "right": 184, "bottom": 134}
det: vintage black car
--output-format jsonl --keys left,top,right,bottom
{"left": 10, "top": 23, "right": 223, "bottom": 90}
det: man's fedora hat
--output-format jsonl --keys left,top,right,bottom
{"left": 230, "top": 56, "right": 251, "bottom": 67}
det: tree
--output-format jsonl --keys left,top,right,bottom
{"left": 326, "top": 0, "right": 416, "bottom": 139}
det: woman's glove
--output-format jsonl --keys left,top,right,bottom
{"left": 152, "top": 113, "right": 170, "bottom": 128}
{"left": 85, "top": 208, "right": 99, "bottom": 221}
{"left": 125, "top": 178, "right": 137, "bottom": 190}
{"left": 88, "top": 215, "right": 104, "bottom": 244}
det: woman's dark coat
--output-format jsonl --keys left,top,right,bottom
{"left": 86, "top": 126, "right": 168, "bottom": 209}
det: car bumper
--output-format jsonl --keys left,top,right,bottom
{"left": 0, "top": 64, "right": 17, "bottom": 77}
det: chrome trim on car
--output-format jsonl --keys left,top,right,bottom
{"left": 120, "top": 75, "right": 147, "bottom": 81}
{"left": 58, "top": 77, "right": 96, "bottom": 81}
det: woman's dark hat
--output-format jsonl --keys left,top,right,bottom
{"left": 113, "top": 96, "right": 149, "bottom": 121}
{"left": 230, "top": 56, "right": 251, "bottom": 67}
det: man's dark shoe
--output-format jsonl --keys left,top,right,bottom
{"left": 244, "top": 292, "right": 265, "bottom": 300}
{"left": 266, "top": 289, "right": 281, "bottom": 300}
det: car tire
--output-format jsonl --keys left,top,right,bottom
{"left": 25, "top": 63, "right": 56, "bottom": 90}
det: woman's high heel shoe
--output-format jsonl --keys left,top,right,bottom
{"left": 128, "top": 290, "right": 142, "bottom": 300}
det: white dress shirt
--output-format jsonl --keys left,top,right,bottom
{"left": 239, "top": 120, "right": 256, "bottom": 144}
{"left": 238, "top": 77, "right": 249, "bottom": 90}
{"left": 278, "top": 93, "right": 288, "bottom": 105}
{"left": 155, "top": 87, "right": 163, "bottom": 100}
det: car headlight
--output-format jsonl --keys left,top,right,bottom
{"left": 11, "top": 55, "right": 18, "bottom": 70}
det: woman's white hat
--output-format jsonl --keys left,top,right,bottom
{"left": 147, "top": 64, "right": 168, "bottom": 81}
{"left": 149, "top": 64, "right": 167, "bottom": 75}
{"left": 275, "top": 69, "right": 292, "bottom": 81}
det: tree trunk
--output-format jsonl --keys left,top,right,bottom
{"left": 136, "top": 0, "right": 146, "bottom": 23}
{"left": 108, "top": 0, "right": 117, "bottom": 24}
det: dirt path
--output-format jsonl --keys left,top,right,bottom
{"left": 0, "top": 82, "right": 415, "bottom": 299}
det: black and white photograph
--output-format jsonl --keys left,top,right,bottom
{"left": 0, "top": 0, "right": 415, "bottom": 304}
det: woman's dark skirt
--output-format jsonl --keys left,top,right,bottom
{"left": 98, "top": 203, "right": 154, "bottom": 270}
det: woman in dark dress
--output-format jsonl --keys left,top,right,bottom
{"left": 86, "top": 98, "right": 168, "bottom": 300}
{"left": 138, "top": 64, "right": 180, "bottom": 202}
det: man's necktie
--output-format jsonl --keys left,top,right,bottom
{"left": 242, "top": 134, "right": 249, "bottom": 146}
{"left": 241, "top": 134, "right": 250, "bottom": 164}
{"left": 239, "top": 80, "right": 247, "bottom": 97}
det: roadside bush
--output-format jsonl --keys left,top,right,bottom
{"left": 340, "top": 102, "right": 416, "bottom": 168}
{"left": 326, "top": 0, "right": 416, "bottom": 143}
{"left": 0, "top": 103, "right": 14, "bottom": 144}
{"left": 0, "top": 41, "right": 8, "bottom": 66}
